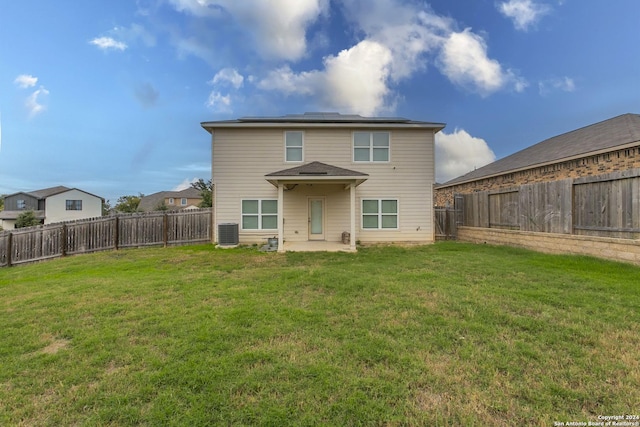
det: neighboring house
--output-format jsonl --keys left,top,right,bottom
{"left": 0, "top": 186, "right": 103, "bottom": 229}
{"left": 201, "top": 112, "right": 445, "bottom": 251}
{"left": 435, "top": 113, "right": 640, "bottom": 206}
{"left": 138, "top": 188, "right": 203, "bottom": 212}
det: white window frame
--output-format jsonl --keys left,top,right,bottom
{"left": 361, "top": 199, "right": 399, "bottom": 230}
{"left": 285, "top": 131, "right": 304, "bottom": 162}
{"left": 181, "top": 198, "right": 187, "bottom": 206}
{"left": 353, "top": 131, "right": 390, "bottom": 163}
{"left": 168, "top": 198, "right": 175, "bottom": 205}
{"left": 241, "top": 199, "right": 278, "bottom": 230}
{"left": 65, "top": 200, "right": 83, "bottom": 211}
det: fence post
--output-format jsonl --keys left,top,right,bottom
{"left": 114, "top": 215, "right": 119, "bottom": 250}
{"left": 163, "top": 212, "right": 168, "bottom": 247}
{"left": 61, "top": 223, "right": 67, "bottom": 257}
{"left": 6, "top": 232, "right": 12, "bottom": 267}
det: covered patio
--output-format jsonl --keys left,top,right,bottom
{"left": 265, "top": 162, "right": 368, "bottom": 252}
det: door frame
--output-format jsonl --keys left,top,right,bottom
{"left": 308, "top": 197, "right": 326, "bottom": 240}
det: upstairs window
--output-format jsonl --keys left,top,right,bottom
{"left": 66, "top": 200, "right": 83, "bottom": 211}
{"left": 242, "top": 199, "right": 278, "bottom": 230}
{"left": 354, "top": 132, "right": 389, "bottom": 162}
{"left": 285, "top": 131, "right": 304, "bottom": 162}
{"left": 181, "top": 198, "right": 187, "bottom": 206}
{"left": 17, "top": 199, "right": 26, "bottom": 210}
{"left": 362, "top": 199, "right": 398, "bottom": 229}
{"left": 168, "top": 198, "right": 175, "bottom": 205}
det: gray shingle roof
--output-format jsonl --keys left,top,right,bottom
{"left": 202, "top": 112, "right": 445, "bottom": 129}
{"left": 439, "top": 113, "right": 640, "bottom": 188}
{"left": 266, "top": 161, "right": 368, "bottom": 177}
{"left": 28, "top": 186, "right": 71, "bottom": 198}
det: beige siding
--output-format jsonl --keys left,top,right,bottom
{"left": 211, "top": 127, "right": 435, "bottom": 244}
{"left": 45, "top": 190, "right": 103, "bottom": 224}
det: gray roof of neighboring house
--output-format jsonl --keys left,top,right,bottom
{"left": 438, "top": 113, "right": 640, "bottom": 188}
{"left": 138, "top": 188, "right": 202, "bottom": 212}
{"left": 6, "top": 185, "right": 103, "bottom": 201}
{"left": 202, "top": 112, "right": 445, "bottom": 130}
{"left": 266, "top": 161, "right": 368, "bottom": 177}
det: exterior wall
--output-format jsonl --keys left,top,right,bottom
{"left": 45, "top": 190, "right": 103, "bottom": 224}
{"left": 457, "top": 226, "right": 640, "bottom": 266}
{"left": 4, "top": 193, "right": 38, "bottom": 211}
{"left": 212, "top": 127, "right": 435, "bottom": 245}
{"left": 164, "top": 197, "right": 202, "bottom": 208}
{"left": 435, "top": 144, "right": 640, "bottom": 207}
{"left": 0, "top": 219, "right": 16, "bottom": 230}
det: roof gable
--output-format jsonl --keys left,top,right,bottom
{"left": 440, "top": 113, "right": 640, "bottom": 187}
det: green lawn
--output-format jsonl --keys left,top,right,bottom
{"left": 1, "top": 242, "right": 638, "bottom": 426}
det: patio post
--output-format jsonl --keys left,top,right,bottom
{"left": 350, "top": 183, "right": 356, "bottom": 251}
{"left": 277, "top": 183, "right": 284, "bottom": 252}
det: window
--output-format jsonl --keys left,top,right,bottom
{"left": 353, "top": 132, "right": 389, "bottom": 162}
{"left": 168, "top": 198, "right": 175, "bottom": 205}
{"left": 362, "top": 199, "right": 398, "bottom": 229}
{"left": 242, "top": 199, "right": 278, "bottom": 230}
{"left": 285, "top": 131, "right": 303, "bottom": 162}
{"left": 17, "top": 199, "right": 26, "bottom": 210}
{"left": 181, "top": 198, "right": 187, "bottom": 206}
{"left": 66, "top": 200, "right": 83, "bottom": 211}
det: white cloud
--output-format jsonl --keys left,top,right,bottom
{"left": 206, "top": 91, "right": 232, "bottom": 112}
{"left": 14, "top": 74, "right": 38, "bottom": 88}
{"left": 258, "top": 40, "right": 393, "bottom": 116}
{"left": 169, "top": 0, "right": 327, "bottom": 61}
{"left": 25, "top": 86, "right": 50, "bottom": 117}
{"left": 498, "top": 0, "right": 551, "bottom": 31}
{"left": 173, "top": 178, "right": 198, "bottom": 191}
{"left": 256, "top": 0, "right": 524, "bottom": 114}
{"left": 539, "top": 76, "right": 575, "bottom": 95}
{"left": 211, "top": 68, "right": 244, "bottom": 89}
{"left": 435, "top": 129, "right": 496, "bottom": 183}
{"left": 90, "top": 36, "right": 128, "bottom": 51}
{"left": 438, "top": 29, "right": 525, "bottom": 96}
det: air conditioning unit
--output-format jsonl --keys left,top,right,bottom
{"left": 218, "top": 223, "right": 239, "bottom": 246}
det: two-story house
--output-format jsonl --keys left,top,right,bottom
{"left": 0, "top": 186, "right": 103, "bottom": 229}
{"left": 201, "top": 113, "right": 445, "bottom": 251}
{"left": 138, "top": 188, "right": 203, "bottom": 212}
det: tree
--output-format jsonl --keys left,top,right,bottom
{"left": 15, "top": 210, "right": 41, "bottom": 228}
{"left": 102, "top": 199, "right": 112, "bottom": 216}
{"left": 115, "top": 194, "right": 143, "bottom": 213}
{"left": 0, "top": 195, "right": 4, "bottom": 211}
{"left": 191, "top": 179, "right": 213, "bottom": 208}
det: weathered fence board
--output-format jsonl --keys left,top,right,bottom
{"left": 519, "top": 179, "right": 572, "bottom": 233}
{"left": 489, "top": 189, "right": 520, "bottom": 229}
{"left": 0, "top": 209, "right": 212, "bottom": 267}
{"left": 459, "top": 169, "right": 640, "bottom": 240}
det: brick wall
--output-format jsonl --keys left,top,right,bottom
{"left": 458, "top": 226, "right": 640, "bottom": 266}
{"left": 435, "top": 145, "right": 640, "bottom": 207}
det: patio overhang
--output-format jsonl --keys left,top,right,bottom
{"left": 265, "top": 161, "right": 368, "bottom": 188}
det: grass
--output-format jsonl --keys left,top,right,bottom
{"left": 0, "top": 242, "right": 639, "bottom": 426}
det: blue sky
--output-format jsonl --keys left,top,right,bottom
{"left": 1, "top": 0, "right": 639, "bottom": 203}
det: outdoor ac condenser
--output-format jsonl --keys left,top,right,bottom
{"left": 218, "top": 223, "right": 239, "bottom": 246}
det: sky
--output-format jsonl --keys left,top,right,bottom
{"left": 1, "top": 0, "right": 639, "bottom": 204}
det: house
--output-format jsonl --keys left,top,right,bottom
{"left": 138, "top": 188, "right": 203, "bottom": 212}
{"left": 435, "top": 113, "right": 640, "bottom": 206}
{"left": 0, "top": 186, "right": 103, "bottom": 229}
{"left": 201, "top": 112, "right": 445, "bottom": 251}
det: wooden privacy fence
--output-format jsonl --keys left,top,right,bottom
{"left": 0, "top": 208, "right": 212, "bottom": 267}
{"left": 458, "top": 168, "right": 640, "bottom": 239}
